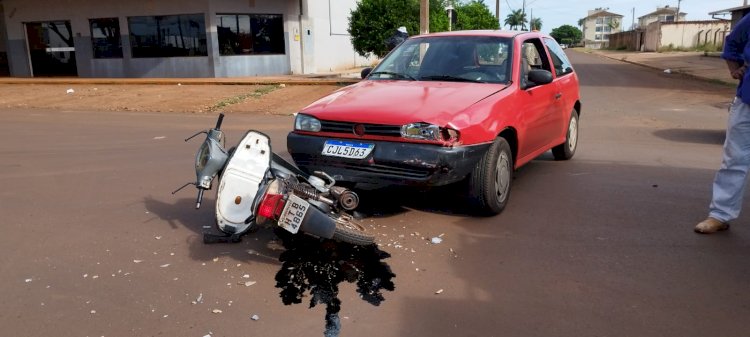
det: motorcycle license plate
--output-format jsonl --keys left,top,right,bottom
{"left": 279, "top": 194, "right": 309, "bottom": 234}
{"left": 322, "top": 140, "right": 374, "bottom": 159}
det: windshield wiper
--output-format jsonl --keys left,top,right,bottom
{"left": 369, "top": 71, "right": 416, "bottom": 80}
{"left": 419, "top": 75, "right": 484, "bottom": 83}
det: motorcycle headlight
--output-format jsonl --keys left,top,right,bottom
{"left": 401, "top": 123, "right": 459, "bottom": 143}
{"left": 295, "top": 114, "right": 322, "bottom": 132}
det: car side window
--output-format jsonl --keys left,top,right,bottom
{"left": 543, "top": 37, "right": 574, "bottom": 77}
{"left": 519, "top": 38, "right": 552, "bottom": 88}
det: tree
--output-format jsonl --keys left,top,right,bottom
{"left": 504, "top": 9, "right": 527, "bottom": 30}
{"left": 348, "top": 0, "right": 450, "bottom": 58}
{"left": 530, "top": 18, "right": 542, "bottom": 31}
{"left": 453, "top": 0, "right": 500, "bottom": 31}
{"left": 550, "top": 24, "right": 582, "bottom": 46}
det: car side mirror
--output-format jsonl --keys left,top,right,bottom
{"left": 360, "top": 67, "right": 372, "bottom": 79}
{"left": 527, "top": 69, "right": 553, "bottom": 87}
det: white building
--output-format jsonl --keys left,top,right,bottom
{"left": 0, "top": 0, "right": 373, "bottom": 77}
{"left": 582, "top": 8, "right": 624, "bottom": 49}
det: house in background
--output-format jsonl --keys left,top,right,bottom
{"left": 637, "top": 5, "right": 687, "bottom": 28}
{"left": 0, "top": 0, "right": 374, "bottom": 78}
{"left": 582, "top": 8, "right": 624, "bottom": 49}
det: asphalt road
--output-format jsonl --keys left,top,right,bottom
{"left": 2, "top": 50, "right": 749, "bottom": 337}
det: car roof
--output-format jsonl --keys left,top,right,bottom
{"left": 412, "top": 30, "right": 548, "bottom": 39}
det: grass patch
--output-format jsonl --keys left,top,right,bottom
{"left": 209, "top": 85, "right": 279, "bottom": 111}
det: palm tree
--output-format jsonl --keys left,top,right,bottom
{"left": 504, "top": 9, "right": 527, "bottom": 30}
{"left": 530, "top": 18, "right": 542, "bottom": 31}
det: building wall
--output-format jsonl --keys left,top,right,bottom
{"left": 659, "top": 21, "right": 730, "bottom": 49}
{"left": 642, "top": 20, "right": 730, "bottom": 51}
{"left": 302, "top": 0, "right": 372, "bottom": 74}
{"left": 1, "top": 0, "right": 367, "bottom": 77}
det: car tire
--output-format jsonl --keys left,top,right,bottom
{"left": 552, "top": 109, "right": 579, "bottom": 161}
{"left": 467, "top": 137, "right": 513, "bottom": 216}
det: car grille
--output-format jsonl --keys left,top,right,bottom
{"left": 294, "top": 158, "right": 430, "bottom": 179}
{"left": 320, "top": 120, "right": 402, "bottom": 137}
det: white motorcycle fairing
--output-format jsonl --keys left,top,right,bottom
{"left": 215, "top": 131, "right": 271, "bottom": 235}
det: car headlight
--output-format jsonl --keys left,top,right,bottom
{"left": 401, "top": 122, "right": 460, "bottom": 143}
{"left": 295, "top": 114, "right": 322, "bottom": 132}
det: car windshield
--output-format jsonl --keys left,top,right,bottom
{"left": 370, "top": 36, "right": 512, "bottom": 84}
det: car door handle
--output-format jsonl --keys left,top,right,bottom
{"left": 554, "top": 93, "right": 562, "bottom": 100}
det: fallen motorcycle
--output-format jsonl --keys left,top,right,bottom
{"left": 174, "top": 113, "right": 375, "bottom": 246}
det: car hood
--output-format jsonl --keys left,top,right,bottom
{"left": 300, "top": 80, "right": 508, "bottom": 127}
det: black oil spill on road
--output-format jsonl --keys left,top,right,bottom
{"left": 274, "top": 228, "right": 395, "bottom": 337}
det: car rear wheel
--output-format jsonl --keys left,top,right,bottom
{"left": 552, "top": 109, "right": 579, "bottom": 160}
{"left": 467, "top": 137, "right": 513, "bottom": 215}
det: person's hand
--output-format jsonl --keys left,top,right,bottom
{"left": 731, "top": 65, "right": 747, "bottom": 80}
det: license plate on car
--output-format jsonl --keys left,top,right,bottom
{"left": 322, "top": 140, "right": 374, "bottom": 159}
{"left": 279, "top": 194, "right": 309, "bottom": 234}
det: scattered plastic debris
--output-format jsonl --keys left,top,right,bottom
{"left": 155, "top": 236, "right": 162, "bottom": 240}
{"left": 92, "top": 275, "right": 99, "bottom": 279}
{"left": 242, "top": 274, "right": 250, "bottom": 279}
{"left": 25, "top": 278, "right": 32, "bottom": 283}
{"left": 279, "top": 83, "right": 286, "bottom": 88}
{"left": 66, "top": 88, "right": 75, "bottom": 94}
{"left": 133, "top": 260, "right": 143, "bottom": 263}
{"left": 435, "top": 289, "right": 444, "bottom": 294}
{"left": 212, "top": 257, "right": 219, "bottom": 262}
{"left": 240, "top": 281, "right": 257, "bottom": 287}
{"left": 212, "top": 309, "right": 223, "bottom": 314}
{"left": 251, "top": 314, "right": 260, "bottom": 321}
{"left": 664, "top": 69, "right": 672, "bottom": 74}
{"left": 90, "top": 310, "right": 97, "bottom": 314}
{"left": 160, "top": 264, "right": 170, "bottom": 268}
{"left": 153, "top": 137, "right": 166, "bottom": 140}
{"left": 83, "top": 274, "right": 88, "bottom": 278}
{"left": 430, "top": 237, "right": 443, "bottom": 244}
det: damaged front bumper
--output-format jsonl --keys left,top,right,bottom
{"left": 287, "top": 132, "right": 491, "bottom": 188}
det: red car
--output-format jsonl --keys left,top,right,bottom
{"left": 287, "top": 30, "right": 581, "bottom": 214}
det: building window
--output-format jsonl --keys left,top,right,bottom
{"left": 658, "top": 14, "right": 675, "bottom": 22}
{"left": 596, "top": 26, "right": 602, "bottom": 32}
{"left": 596, "top": 17, "right": 603, "bottom": 24}
{"left": 90, "top": 18, "right": 122, "bottom": 58}
{"left": 128, "top": 14, "right": 207, "bottom": 58}
{"left": 595, "top": 34, "right": 602, "bottom": 41}
{"left": 217, "top": 14, "right": 285, "bottom": 56}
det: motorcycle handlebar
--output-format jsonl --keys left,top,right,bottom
{"left": 214, "top": 113, "right": 225, "bottom": 130}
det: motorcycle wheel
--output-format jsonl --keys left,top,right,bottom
{"left": 332, "top": 213, "right": 375, "bottom": 246}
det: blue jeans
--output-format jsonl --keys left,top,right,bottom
{"left": 709, "top": 97, "right": 750, "bottom": 222}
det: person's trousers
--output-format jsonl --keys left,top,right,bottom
{"left": 709, "top": 97, "right": 750, "bottom": 222}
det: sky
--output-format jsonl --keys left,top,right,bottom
{"left": 482, "top": 0, "right": 746, "bottom": 34}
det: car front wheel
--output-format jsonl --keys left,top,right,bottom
{"left": 552, "top": 109, "right": 579, "bottom": 160}
{"left": 467, "top": 137, "right": 513, "bottom": 215}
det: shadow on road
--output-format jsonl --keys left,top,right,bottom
{"left": 143, "top": 196, "right": 282, "bottom": 264}
{"left": 652, "top": 128, "right": 725, "bottom": 145}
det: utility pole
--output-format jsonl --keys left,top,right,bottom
{"left": 632, "top": 7, "right": 635, "bottom": 30}
{"left": 522, "top": 0, "right": 526, "bottom": 30}
{"left": 420, "top": 0, "right": 429, "bottom": 35}
{"left": 675, "top": 0, "right": 681, "bottom": 23}
{"left": 496, "top": 0, "right": 500, "bottom": 28}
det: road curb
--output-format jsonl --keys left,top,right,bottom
{"left": 0, "top": 77, "right": 361, "bottom": 86}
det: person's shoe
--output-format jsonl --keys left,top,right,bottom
{"left": 694, "top": 217, "right": 730, "bottom": 234}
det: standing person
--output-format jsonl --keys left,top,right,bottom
{"left": 385, "top": 26, "right": 409, "bottom": 51}
{"left": 695, "top": 14, "right": 750, "bottom": 234}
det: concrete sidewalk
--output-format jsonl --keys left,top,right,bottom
{"left": 588, "top": 49, "right": 735, "bottom": 86}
